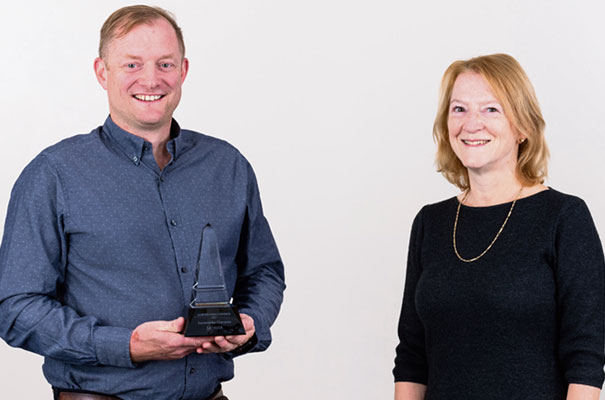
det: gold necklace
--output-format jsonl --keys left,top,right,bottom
{"left": 453, "top": 188, "right": 523, "bottom": 263}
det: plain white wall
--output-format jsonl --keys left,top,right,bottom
{"left": 1, "top": 0, "right": 604, "bottom": 398}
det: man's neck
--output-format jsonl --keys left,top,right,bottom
{"left": 112, "top": 118, "right": 173, "bottom": 170}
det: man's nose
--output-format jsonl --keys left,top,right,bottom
{"left": 462, "top": 111, "right": 484, "bottom": 133}
{"left": 139, "top": 64, "right": 161, "bottom": 88}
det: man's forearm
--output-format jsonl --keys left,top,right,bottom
{"left": 0, "top": 293, "right": 134, "bottom": 368}
{"left": 233, "top": 261, "right": 285, "bottom": 351}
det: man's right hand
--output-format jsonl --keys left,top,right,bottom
{"left": 129, "top": 317, "right": 213, "bottom": 362}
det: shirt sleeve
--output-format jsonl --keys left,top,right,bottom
{"left": 231, "top": 162, "right": 285, "bottom": 354}
{"left": 554, "top": 197, "right": 605, "bottom": 388}
{"left": 393, "top": 208, "right": 428, "bottom": 384}
{"left": 0, "top": 154, "right": 134, "bottom": 368}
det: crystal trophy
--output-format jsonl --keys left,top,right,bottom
{"left": 184, "top": 224, "right": 245, "bottom": 337}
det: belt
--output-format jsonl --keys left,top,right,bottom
{"left": 54, "top": 386, "right": 227, "bottom": 400}
{"left": 55, "top": 392, "right": 119, "bottom": 400}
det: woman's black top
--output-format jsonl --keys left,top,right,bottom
{"left": 393, "top": 189, "right": 605, "bottom": 399}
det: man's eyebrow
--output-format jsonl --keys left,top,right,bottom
{"left": 122, "top": 54, "right": 179, "bottom": 60}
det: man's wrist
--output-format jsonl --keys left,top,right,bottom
{"left": 230, "top": 333, "right": 258, "bottom": 356}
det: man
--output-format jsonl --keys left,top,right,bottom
{"left": 0, "top": 5, "right": 285, "bottom": 400}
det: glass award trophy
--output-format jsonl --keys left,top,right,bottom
{"left": 184, "top": 224, "right": 246, "bottom": 337}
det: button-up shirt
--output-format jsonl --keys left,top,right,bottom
{"left": 0, "top": 117, "right": 285, "bottom": 399}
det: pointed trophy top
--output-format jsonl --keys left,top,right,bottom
{"left": 191, "top": 224, "right": 229, "bottom": 307}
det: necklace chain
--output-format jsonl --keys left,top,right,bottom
{"left": 453, "top": 188, "right": 523, "bottom": 263}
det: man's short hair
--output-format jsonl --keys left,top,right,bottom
{"left": 433, "top": 53, "right": 549, "bottom": 190}
{"left": 99, "top": 5, "right": 185, "bottom": 59}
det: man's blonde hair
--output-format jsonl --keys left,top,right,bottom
{"left": 99, "top": 5, "right": 185, "bottom": 60}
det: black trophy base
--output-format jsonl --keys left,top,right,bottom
{"left": 184, "top": 304, "right": 246, "bottom": 337}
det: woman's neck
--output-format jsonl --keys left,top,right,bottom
{"left": 463, "top": 168, "right": 522, "bottom": 207}
{"left": 460, "top": 169, "right": 548, "bottom": 207}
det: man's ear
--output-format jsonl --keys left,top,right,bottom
{"left": 180, "top": 57, "right": 189, "bottom": 84}
{"left": 94, "top": 58, "right": 108, "bottom": 90}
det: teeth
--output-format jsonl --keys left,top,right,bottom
{"left": 463, "top": 140, "right": 489, "bottom": 145}
{"left": 134, "top": 95, "right": 162, "bottom": 101}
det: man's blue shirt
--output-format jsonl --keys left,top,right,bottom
{"left": 0, "top": 117, "right": 285, "bottom": 399}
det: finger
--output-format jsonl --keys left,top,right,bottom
{"left": 174, "top": 347, "right": 196, "bottom": 359}
{"left": 214, "top": 336, "right": 237, "bottom": 350}
{"left": 180, "top": 336, "right": 214, "bottom": 349}
{"left": 225, "top": 315, "right": 254, "bottom": 343}
{"left": 224, "top": 332, "right": 248, "bottom": 345}
{"left": 201, "top": 341, "right": 223, "bottom": 353}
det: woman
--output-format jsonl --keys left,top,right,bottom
{"left": 393, "top": 54, "right": 604, "bottom": 399}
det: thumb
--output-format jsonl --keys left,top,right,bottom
{"left": 240, "top": 313, "right": 255, "bottom": 331}
{"left": 163, "top": 317, "right": 185, "bottom": 333}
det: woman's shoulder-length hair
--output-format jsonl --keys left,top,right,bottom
{"left": 433, "top": 53, "right": 549, "bottom": 190}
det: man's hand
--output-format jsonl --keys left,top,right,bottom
{"left": 197, "top": 313, "right": 255, "bottom": 353}
{"left": 129, "top": 317, "right": 213, "bottom": 363}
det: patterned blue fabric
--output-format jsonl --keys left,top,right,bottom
{"left": 0, "top": 116, "right": 285, "bottom": 399}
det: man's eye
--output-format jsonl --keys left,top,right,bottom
{"left": 126, "top": 63, "right": 137, "bottom": 69}
{"left": 160, "top": 63, "right": 173, "bottom": 68}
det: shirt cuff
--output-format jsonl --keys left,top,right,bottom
{"left": 93, "top": 325, "right": 136, "bottom": 368}
{"left": 237, "top": 308, "right": 270, "bottom": 352}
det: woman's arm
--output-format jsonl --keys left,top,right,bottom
{"left": 395, "top": 382, "right": 426, "bottom": 400}
{"left": 554, "top": 199, "right": 605, "bottom": 390}
{"left": 567, "top": 383, "right": 600, "bottom": 400}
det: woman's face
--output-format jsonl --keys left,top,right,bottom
{"left": 447, "top": 72, "right": 521, "bottom": 177}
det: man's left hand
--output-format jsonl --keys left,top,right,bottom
{"left": 196, "top": 313, "right": 255, "bottom": 353}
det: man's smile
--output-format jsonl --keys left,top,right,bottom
{"left": 133, "top": 94, "right": 164, "bottom": 102}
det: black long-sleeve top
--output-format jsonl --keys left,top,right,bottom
{"left": 394, "top": 189, "right": 605, "bottom": 399}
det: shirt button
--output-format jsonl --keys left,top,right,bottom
{"left": 132, "top": 156, "right": 138, "bottom": 162}
{"left": 189, "top": 367, "right": 195, "bottom": 374}
{"left": 170, "top": 219, "right": 177, "bottom": 227}
{"left": 159, "top": 176, "right": 165, "bottom": 182}
{"left": 181, "top": 267, "right": 188, "bottom": 273}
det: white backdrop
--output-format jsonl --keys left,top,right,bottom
{"left": 1, "top": 1, "right": 604, "bottom": 399}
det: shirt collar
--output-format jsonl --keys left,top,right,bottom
{"left": 102, "top": 116, "right": 191, "bottom": 165}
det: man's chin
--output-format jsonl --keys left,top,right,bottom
{"left": 110, "top": 113, "right": 173, "bottom": 135}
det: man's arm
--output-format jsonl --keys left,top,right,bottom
{"left": 0, "top": 155, "right": 140, "bottom": 367}
{"left": 229, "top": 161, "right": 285, "bottom": 353}
{"left": 0, "top": 155, "right": 208, "bottom": 366}
{"left": 168, "top": 160, "right": 284, "bottom": 356}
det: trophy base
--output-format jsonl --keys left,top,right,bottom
{"left": 184, "top": 304, "right": 246, "bottom": 337}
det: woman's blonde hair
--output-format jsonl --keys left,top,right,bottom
{"left": 433, "top": 53, "right": 549, "bottom": 190}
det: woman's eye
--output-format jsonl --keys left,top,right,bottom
{"left": 452, "top": 106, "right": 465, "bottom": 112}
{"left": 486, "top": 107, "right": 499, "bottom": 113}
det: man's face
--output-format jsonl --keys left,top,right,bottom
{"left": 94, "top": 18, "right": 188, "bottom": 134}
